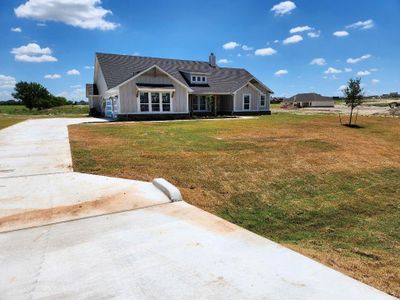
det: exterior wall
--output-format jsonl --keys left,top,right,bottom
{"left": 94, "top": 58, "right": 108, "bottom": 97}
{"left": 118, "top": 69, "right": 189, "bottom": 114}
{"left": 234, "top": 84, "right": 270, "bottom": 112}
{"left": 311, "top": 100, "right": 334, "bottom": 107}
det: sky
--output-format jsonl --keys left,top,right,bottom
{"left": 0, "top": 0, "right": 399, "bottom": 100}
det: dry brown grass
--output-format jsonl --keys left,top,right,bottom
{"left": 69, "top": 114, "right": 400, "bottom": 296}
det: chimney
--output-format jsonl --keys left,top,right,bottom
{"left": 209, "top": 52, "right": 216, "bottom": 67}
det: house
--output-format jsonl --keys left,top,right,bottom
{"left": 282, "top": 93, "right": 334, "bottom": 108}
{"left": 86, "top": 53, "right": 273, "bottom": 120}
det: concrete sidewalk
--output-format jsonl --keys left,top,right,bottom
{"left": 0, "top": 118, "right": 394, "bottom": 299}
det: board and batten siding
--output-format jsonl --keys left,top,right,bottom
{"left": 234, "top": 84, "right": 270, "bottom": 112}
{"left": 118, "top": 70, "right": 189, "bottom": 114}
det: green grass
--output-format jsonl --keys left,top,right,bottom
{"left": 0, "top": 104, "right": 88, "bottom": 116}
{"left": 69, "top": 114, "right": 400, "bottom": 296}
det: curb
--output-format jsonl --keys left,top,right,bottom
{"left": 152, "top": 178, "right": 183, "bottom": 202}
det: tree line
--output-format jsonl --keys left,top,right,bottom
{"left": 10, "top": 81, "right": 85, "bottom": 110}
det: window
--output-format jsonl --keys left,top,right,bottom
{"left": 139, "top": 91, "right": 172, "bottom": 112}
{"left": 260, "top": 95, "right": 266, "bottom": 107}
{"left": 162, "top": 93, "right": 171, "bottom": 111}
{"left": 151, "top": 92, "right": 160, "bottom": 111}
{"left": 140, "top": 92, "right": 149, "bottom": 111}
{"left": 243, "top": 94, "right": 250, "bottom": 110}
{"left": 193, "top": 95, "right": 207, "bottom": 111}
{"left": 190, "top": 74, "right": 207, "bottom": 84}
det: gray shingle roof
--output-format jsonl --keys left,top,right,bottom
{"left": 288, "top": 93, "right": 332, "bottom": 102}
{"left": 95, "top": 53, "right": 272, "bottom": 94}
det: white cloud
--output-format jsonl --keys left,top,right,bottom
{"left": 310, "top": 58, "right": 326, "bottom": 66}
{"left": 0, "top": 74, "right": 17, "bottom": 89}
{"left": 237, "top": 53, "right": 242, "bottom": 57}
{"left": 346, "top": 19, "right": 374, "bottom": 30}
{"left": 37, "top": 22, "right": 46, "bottom": 26}
{"left": 217, "top": 58, "right": 231, "bottom": 64}
{"left": 0, "top": 75, "right": 17, "bottom": 100}
{"left": 344, "top": 68, "right": 352, "bottom": 72}
{"left": 67, "top": 69, "right": 80, "bottom": 75}
{"left": 346, "top": 54, "right": 371, "bottom": 64}
{"left": 14, "top": 0, "right": 119, "bottom": 31}
{"left": 283, "top": 34, "right": 303, "bottom": 45}
{"left": 273, "top": 39, "right": 280, "bottom": 43}
{"left": 84, "top": 65, "right": 94, "bottom": 69}
{"left": 11, "top": 43, "right": 57, "bottom": 62}
{"left": 254, "top": 47, "right": 277, "bottom": 56}
{"left": 11, "top": 27, "right": 22, "bottom": 32}
{"left": 370, "top": 68, "right": 378, "bottom": 72}
{"left": 371, "top": 79, "right": 379, "bottom": 84}
{"left": 333, "top": 31, "right": 349, "bottom": 37}
{"left": 271, "top": 1, "right": 296, "bottom": 16}
{"left": 324, "top": 67, "right": 342, "bottom": 74}
{"left": 11, "top": 43, "right": 51, "bottom": 55}
{"left": 289, "top": 25, "right": 312, "bottom": 34}
{"left": 357, "top": 70, "right": 371, "bottom": 76}
{"left": 338, "top": 85, "right": 347, "bottom": 91}
{"left": 275, "top": 69, "right": 288, "bottom": 76}
{"left": 70, "top": 84, "right": 82, "bottom": 88}
{"left": 57, "top": 87, "right": 85, "bottom": 100}
{"left": 223, "top": 41, "right": 240, "bottom": 50}
{"left": 44, "top": 73, "right": 61, "bottom": 79}
{"left": 307, "top": 31, "right": 320, "bottom": 38}
{"left": 242, "top": 45, "right": 253, "bottom": 51}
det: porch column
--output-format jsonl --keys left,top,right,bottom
{"left": 214, "top": 95, "right": 218, "bottom": 116}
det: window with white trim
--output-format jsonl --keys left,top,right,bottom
{"left": 192, "top": 95, "right": 207, "bottom": 111}
{"left": 162, "top": 93, "right": 171, "bottom": 111}
{"left": 243, "top": 94, "right": 251, "bottom": 110}
{"left": 140, "top": 92, "right": 149, "bottom": 112}
{"left": 190, "top": 74, "right": 207, "bottom": 84}
{"left": 260, "top": 94, "right": 266, "bottom": 107}
{"left": 139, "top": 91, "right": 173, "bottom": 112}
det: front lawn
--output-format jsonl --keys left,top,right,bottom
{"left": 69, "top": 113, "right": 400, "bottom": 297}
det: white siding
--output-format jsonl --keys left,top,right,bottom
{"left": 118, "top": 68, "right": 189, "bottom": 114}
{"left": 234, "top": 84, "right": 271, "bottom": 111}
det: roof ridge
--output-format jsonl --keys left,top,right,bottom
{"left": 95, "top": 52, "right": 210, "bottom": 64}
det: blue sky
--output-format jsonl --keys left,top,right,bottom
{"left": 1, "top": 0, "right": 399, "bottom": 100}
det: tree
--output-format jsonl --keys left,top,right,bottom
{"left": 12, "top": 81, "right": 52, "bottom": 110}
{"left": 342, "top": 78, "right": 363, "bottom": 126}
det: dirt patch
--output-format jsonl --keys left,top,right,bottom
{"left": 0, "top": 190, "right": 159, "bottom": 233}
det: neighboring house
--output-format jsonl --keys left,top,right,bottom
{"left": 86, "top": 53, "right": 273, "bottom": 120}
{"left": 282, "top": 93, "right": 334, "bottom": 108}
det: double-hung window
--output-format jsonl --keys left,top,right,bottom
{"left": 140, "top": 92, "right": 149, "bottom": 112}
{"left": 260, "top": 94, "right": 266, "bottom": 107}
{"left": 151, "top": 92, "right": 160, "bottom": 111}
{"left": 139, "top": 91, "right": 172, "bottom": 112}
{"left": 162, "top": 93, "right": 171, "bottom": 111}
{"left": 243, "top": 94, "right": 251, "bottom": 110}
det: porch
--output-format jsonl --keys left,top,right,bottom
{"left": 189, "top": 94, "right": 234, "bottom": 117}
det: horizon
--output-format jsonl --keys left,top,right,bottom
{"left": 1, "top": 0, "right": 399, "bottom": 100}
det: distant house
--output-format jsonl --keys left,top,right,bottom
{"left": 86, "top": 52, "right": 273, "bottom": 120}
{"left": 282, "top": 93, "right": 334, "bottom": 108}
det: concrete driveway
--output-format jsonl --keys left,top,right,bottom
{"left": 0, "top": 118, "right": 394, "bottom": 299}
